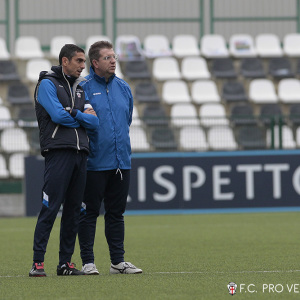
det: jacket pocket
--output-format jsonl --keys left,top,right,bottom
{"left": 51, "top": 125, "right": 59, "bottom": 138}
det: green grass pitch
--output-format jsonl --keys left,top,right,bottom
{"left": 0, "top": 212, "right": 300, "bottom": 299}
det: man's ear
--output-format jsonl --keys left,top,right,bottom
{"left": 62, "top": 57, "right": 69, "bottom": 67}
{"left": 92, "top": 59, "right": 98, "bottom": 69}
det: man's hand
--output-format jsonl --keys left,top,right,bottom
{"left": 84, "top": 108, "right": 97, "bottom": 116}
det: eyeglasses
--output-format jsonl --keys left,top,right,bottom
{"left": 102, "top": 55, "right": 119, "bottom": 61}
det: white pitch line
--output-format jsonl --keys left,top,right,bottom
{"left": 1, "top": 270, "right": 300, "bottom": 278}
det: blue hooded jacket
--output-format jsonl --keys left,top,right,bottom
{"left": 81, "top": 66, "right": 133, "bottom": 171}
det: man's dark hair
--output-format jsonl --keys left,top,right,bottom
{"left": 59, "top": 44, "right": 85, "bottom": 65}
{"left": 88, "top": 40, "right": 113, "bottom": 67}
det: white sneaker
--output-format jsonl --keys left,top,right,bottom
{"left": 110, "top": 262, "right": 142, "bottom": 274}
{"left": 81, "top": 263, "right": 99, "bottom": 275}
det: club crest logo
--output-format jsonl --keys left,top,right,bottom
{"left": 227, "top": 282, "right": 237, "bottom": 295}
{"left": 76, "top": 92, "right": 81, "bottom": 98}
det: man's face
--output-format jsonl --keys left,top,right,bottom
{"left": 62, "top": 51, "right": 86, "bottom": 78}
{"left": 92, "top": 48, "right": 116, "bottom": 79}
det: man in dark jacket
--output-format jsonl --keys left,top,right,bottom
{"left": 29, "top": 44, "right": 99, "bottom": 277}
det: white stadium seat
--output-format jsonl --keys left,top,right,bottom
{"left": 26, "top": 58, "right": 52, "bottom": 83}
{"left": 191, "top": 80, "right": 220, "bottom": 104}
{"left": 179, "top": 126, "right": 208, "bottom": 151}
{"left": 15, "top": 36, "right": 44, "bottom": 59}
{"left": 249, "top": 79, "right": 278, "bottom": 103}
{"left": 152, "top": 57, "right": 181, "bottom": 81}
{"left": 229, "top": 34, "right": 257, "bottom": 57}
{"left": 201, "top": 34, "right": 229, "bottom": 58}
{"left": 170, "top": 103, "right": 200, "bottom": 127}
{"left": 255, "top": 33, "right": 283, "bottom": 57}
{"left": 283, "top": 33, "right": 300, "bottom": 57}
{"left": 0, "top": 37, "right": 10, "bottom": 60}
{"left": 181, "top": 57, "right": 210, "bottom": 81}
{"left": 50, "top": 35, "right": 76, "bottom": 59}
{"left": 172, "top": 34, "right": 200, "bottom": 58}
{"left": 143, "top": 34, "right": 172, "bottom": 58}
{"left": 162, "top": 80, "right": 191, "bottom": 104}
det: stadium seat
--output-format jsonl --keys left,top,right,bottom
{"left": 0, "top": 37, "right": 10, "bottom": 59}
{"left": 15, "top": 36, "right": 44, "bottom": 59}
{"left": 142, "top": 104, "right": 169, "bottom": 126}
{"left": 248, "top": 79, "right": 278, "bottom": 103}
{"left": 0, "top": 106, "right": 15, "bottom": 129}
{"left": 236, "top": 126, "right": 267, "bottom": 149}
{"left": 268, "top": 57, "right": 294, "bottom": 79}
{"left": 115, "top": 35, "right": 145, "bottom": 61}
{"left": 129, "top": 126, "right": 150, "bottom": 151}
{"left": 132, "top": 105, "right": 141, "bottom": 126}
{"left": 134, "top": 81, "right": 160, "bottom": 103}
{"left": 295, "top": 127, "right": 300, "bottom": 147}
{"left": 255, "top": 33, "right": 283, "bottom": 57}
{"left": 229, "top": 34, "right": 257, "bottom": 57}
{"left": 26, "top": 58, "right": 52, "bottom": 83}
{"left": 50, "top": 35, "right": 76, "bottom": 59}
{"left": 17, "top": 106, "right": 37, "bottom": 127}
{"left": 200, "top": 34, "right": 229, "bottom": 58}
{"left": 191, "top": 80, "right": 220, "bottom": 104}
{"left": 0, "top": 154, "right": 9, "bottom": 178}
{"left": 9, "top": 152, "right": 26, "bottom": 178}
{"left": 170, "top": 103, "right": 200, "bottom": 127}
{"left": 289, "top": 103, "right": 300, "bottom": 127}
{"left": 267, "top": 125, "right": 296, "bottom": 149}
{"left": 211, "top": 58, "right": 237, "bottom": 79}
{"left": 0, "top": 60, "right": 20, "bottom": 82}
{"left": 240, "top": 57, "right": 266, "bottom": 79}
{"left": 199, "top": 103, "right": 229, "bottom": 127}
{"left": 85, "top": 35, "right": 111, "bottom": 51}
{"left": 222, "top": 81, "right": 248, "bottom": 103}
{"left": 143, "top": 34, "right": 172, "bottom": 58}
{"left": 0, "top": 128, "right": 30, "bottom": 153}
{"left": 124, "top": 60, "right": 151, "bottom": 79}
{"left": 115, "top": 61, "right": 124, "bottom": 79}
{"left": 283, "top": 33, "right": 300, "bottom": 57}
{"left": 172, "top": 34, "right": 200, "bottom": 57}
{"left": 152, "top": 57, "right": 181, "bottom": 81}
{"left": 259, "top": 103, "right": 283, "bottom": 125}
{"left": 181, "top": 56, "right": 211, "bottom": 81}
{"left": 7, "top": 82, "right": 32, "bottom": 106}
{"left": 278, "top": 78, "right": 300, "bottom": 103}
{"left": 207, "top": 125, "right": 238, "bottom": 150}
{"left": 150, "top": 127, "right": 177, "bottom": 151}
{"left": 179, "top": 126, "right": 208, "bottom": 151}
{"left": 162, "top": 80, "right": 191, "bottom": 104}
{"left": 230, "top": 103, "right": 257, "bottom": 126}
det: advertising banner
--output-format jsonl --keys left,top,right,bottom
{"left": 25, "top": 150, "right": 300, "bottom": 216}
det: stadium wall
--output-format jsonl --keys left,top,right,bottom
{"left": 1, "top": 0, "right": 299, "bottom": 52}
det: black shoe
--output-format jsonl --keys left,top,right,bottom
{"left": 57, "top": 262, "right": 85, "bottom": 276}
{"left": 29, "top": 262, "right": 47, "bottom": 277}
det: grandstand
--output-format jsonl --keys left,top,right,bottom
{"left": 0, "top": 0, "right": 300, "bottom": 213}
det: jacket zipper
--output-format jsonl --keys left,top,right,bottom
{"left": 63, "top": 73, "right": 80, "bottom": 151}
{"left": 52, "top": 124, "right": 59, "bottom": 138}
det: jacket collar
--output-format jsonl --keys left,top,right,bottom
{"left": 89, "top": 66, "right": 115, "bottom": 84}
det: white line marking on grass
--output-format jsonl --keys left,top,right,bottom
{"left": 1, "top": 270, "right": 300, "bottom": 278}
{"left": 154, "top": 270, "right": 300, "bottom": 275}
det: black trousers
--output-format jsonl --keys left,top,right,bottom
{"left": 78, "top": 169, "right": 130, "bottom": 265}
{"left": 33, "top": 149, "right": 87, "bottom": 265}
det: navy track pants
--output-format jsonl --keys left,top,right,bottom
{"left": 32, "top": 149, "right": 87, "bottom": 265}
{"left": 78, "top": 169, "right": 130, "bottom": 265}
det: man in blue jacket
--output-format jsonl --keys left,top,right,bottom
{"left": 29, "top": 44, "right": 99, "bottom": 277}
{"left": 78, "top": 41, "right": 142, "bottom": 275}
